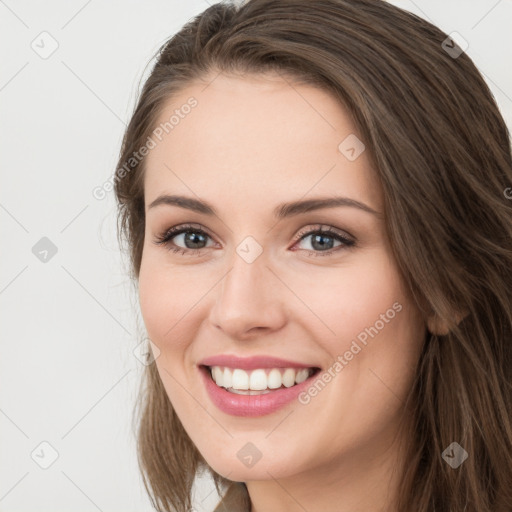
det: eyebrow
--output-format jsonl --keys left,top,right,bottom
{"left": 147, "top": 194, "right": 382, "bottom": 219}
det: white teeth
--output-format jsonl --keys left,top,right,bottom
{"left": 268, "top": 368, "right": 282, "bottom": 389}
{"left": 209, "top": 366, "right": 315, "bottom": 391}
{"left": 295, "top": 368, "right": 310, "bottom": 384}
{"left": 282, "top": 368, "right": 296, "bottom": 387}
{"left": 222, "top": 367, "right": 232, "bottom": 388}
{"left": 232, "top": 369, "right": 249, "bottom": 390}
{"left": 212, "top": 366, "right": 223, "bottom": 385}
{"left": 249, "top": 369, "right": 267, "bottom": 390}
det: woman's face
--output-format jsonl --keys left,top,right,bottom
{"left": 138, "top": 71, "right": 426, "bottom": 483}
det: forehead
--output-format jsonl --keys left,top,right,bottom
{"left": 143, "top": 72, "right": 382, "bottom": 216}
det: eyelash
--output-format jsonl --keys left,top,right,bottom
{"left": 153, "top": 223, "right": 356, "bottom": 258}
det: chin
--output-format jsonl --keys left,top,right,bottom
{"left": 202, "top": 448, "right": 302, "bottom": 482}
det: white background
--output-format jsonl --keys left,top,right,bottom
{"left": 1, "top": 1, "right": 511, "bottom": 511}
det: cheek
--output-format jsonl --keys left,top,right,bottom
{"left": 138, "top": 262, "right": 164, "bottom": 339}
{"left": 138, "top": 254, "right": 205, "bottom": 359}
{"left": 138, "top": 255, "right": 182, "bottom": 345}
{"left": 296, "top": 254, "right": 402, "bottom": 346}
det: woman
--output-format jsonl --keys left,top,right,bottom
{"left": 114, "top": 0, "right": 512, "bottom": 510}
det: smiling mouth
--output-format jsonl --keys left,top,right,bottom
{"left": 201, "top": 364, "right": 321, "bottom": 394}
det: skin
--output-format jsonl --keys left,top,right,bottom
{"left": 138, "top": 71, "right": 432, "bottom": 512}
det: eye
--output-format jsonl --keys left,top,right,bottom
{"left": 153, "top": 223, "right": 215, "bottom": 256}
{"left": 291, "top": 225, "right": 356, "bottom": 257}
{"left": 153, "top": 223, "right": 356, "bottom": 257}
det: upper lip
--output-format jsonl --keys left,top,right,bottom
{"left": 199, "top": 354, "right": 320, "bottom": 371}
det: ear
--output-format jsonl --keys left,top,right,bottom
{"left": 426, "top": 310, "right": 468, "bottom": 336}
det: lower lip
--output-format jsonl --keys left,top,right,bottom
{"left": 199, "top": 365, "right": 320, "bottom": 417}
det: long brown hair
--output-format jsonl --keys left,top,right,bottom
{"left": 114, "top": 1, "right": 512, "bottom": 510}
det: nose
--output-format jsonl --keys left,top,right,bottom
{"left": 208, "top": 251, "right": 287, "bottom": 340}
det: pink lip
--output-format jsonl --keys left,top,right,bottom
{"left": 198, "top": 354, "right": 319, "bottom": 371}
{"left": 199, "top": 365, "right": 321, "bottom": 417}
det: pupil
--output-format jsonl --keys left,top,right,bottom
{"left": 312, "top": 234, "right": 333, "bottom": 251}
{"left": 185, "top": 231, "right": 206, "bottom": 249}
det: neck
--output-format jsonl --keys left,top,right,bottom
{"left": 246, "top": 415, "right": 411, "bottom": 512}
